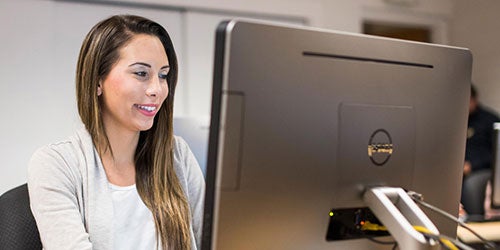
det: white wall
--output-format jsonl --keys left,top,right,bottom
{"left": 108, "top": 0, "right": 454, "bottom": 33}
{"left": 1, "top": 0, "right": 456, "bottom": 194}
{"left": 450, "top": 0, "right": 500, "bottom": 113}
{"left": 183, "top": 12, "right": 305, "bottom": 117}
{"left": 1, "top": 0, "right": 57, "bottom": 195}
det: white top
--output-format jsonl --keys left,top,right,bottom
{"left": 109, "top": 183, "right": 158, "bottom": 250}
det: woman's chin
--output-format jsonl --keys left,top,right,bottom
{"left": 137, "top": 122, "right": 155, "bottom": 132}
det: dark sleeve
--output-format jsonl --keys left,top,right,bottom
{"left": 466, "top": 109, "right": 500, "bottom": 171}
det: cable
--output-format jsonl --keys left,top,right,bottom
{"left": 413, "top": 225, "right": 454, "bottom": 249}
{"left": 364, "top": 223, "right": 467, "bottom": 249}
{"left": 408, "top": 190, "right": 498, "bottom": 249}
{"left": 436, "top": 233, "right": 475, "bottom": 250}
{"left": 365, "top": 226, "right": 471, "bottom": 250}
{"left": 365, "top": 236, "right": 398, "bottom": 250}
{"left": 361, "top": 221, "right": 387, "bottom": 231}
{"left": 365, "top": 236, "right": 396, "bottom": 245}
{"left": 413, "top": 225, "right": 466, "bottom": 250}
{"left": 392, "top": 242, "right": 398, "bottom": 250}
{"left": 410, "top": 191, "right": 496, "bottom": 249}
{"left": 361, "top": 221, "right": 396, "bottom": 248}
{"left": 418, "top": 229, "right": 475, "bottom": 250}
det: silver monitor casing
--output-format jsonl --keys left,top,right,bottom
{"left": 203, "top": 20, "right": 472, "bottom": 249}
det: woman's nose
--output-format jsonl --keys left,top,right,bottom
{"left": 146, "top": 78, "right": 161, "bottom": 97}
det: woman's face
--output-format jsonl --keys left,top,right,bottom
{"left": 99, "top": 34, "right": 170, "bottom": 133}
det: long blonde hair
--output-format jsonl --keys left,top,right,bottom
{"left": 76, "top": 15, "right": 191, "bottom": 249}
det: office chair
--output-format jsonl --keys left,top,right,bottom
{"left": 173, "top": 116, "right": 210, "bottom": 176}
{"left": 0, "top": 183, "right": 42, "bottom": 250}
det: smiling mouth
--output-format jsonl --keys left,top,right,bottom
{"left": 135, "top": 104, "right": 157, "bottom": 112}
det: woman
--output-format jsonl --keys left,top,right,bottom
{"left": 28, "top": 15, "right": 205, "bottom": 249}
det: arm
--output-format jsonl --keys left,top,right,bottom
{"left": 468, "top": 149, "right": 493, "bottom": 172}
{"left": 28, "top": 146, "right": 93, "bottom": 250}
{"left": 175, "top": 137, "right": 206, "bottom": 249}
{"left": 464, "top": 161, "right": 472, "bottom": 176}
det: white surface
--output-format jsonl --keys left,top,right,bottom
{"left": 457, "top": 221, "right": 500, "bottom": 243}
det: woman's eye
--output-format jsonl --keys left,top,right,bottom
{"left": 159, "top": 73, "right": 168, "bottom": 80}
{"left": 134, "top": 71, "right": 148, "bottom": 77}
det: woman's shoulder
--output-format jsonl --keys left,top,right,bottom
{"left": 28, "top": 128, "right": 94, "bottom": 181}
{"left": 173, "top": 135, "right": 190, "bottom": 154}
{"left": 172, "top": 135, "right": 192, "bottom": 168}
{"left": 32, "top": 128, "right": 90, "bottom": 161}
{"left": 172, "top": 135, "right": 203, "bottom": 179}
{"left": 173, "top": 134, "right": 191, "bottom": 147}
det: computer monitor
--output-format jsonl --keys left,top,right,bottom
{"left": 202, "top": 20, "right": 472, "bottom": 249}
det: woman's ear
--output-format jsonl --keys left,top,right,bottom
{"left": 97, "top": 82, "right": 102, "bottom": 96}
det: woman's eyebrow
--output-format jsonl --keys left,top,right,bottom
{"left": 129, "top": 62, "right": 151, "bottom": 68}
{"left": 129, "top": 62, "right": 169, "bottom": 69}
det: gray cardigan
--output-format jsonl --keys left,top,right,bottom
{"left": 28, "top": 128, "right": 205, "bottom": 249}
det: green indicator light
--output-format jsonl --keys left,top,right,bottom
{"left": 329, "top": 211, "right": 334, "bottom": 217}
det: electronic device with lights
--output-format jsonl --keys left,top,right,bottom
{"left": 202, "top": 20, "right": 472, "bottom": 249}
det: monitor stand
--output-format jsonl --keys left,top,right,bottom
{"left": 364, "top": 187, "right": 440, "bottom": 249}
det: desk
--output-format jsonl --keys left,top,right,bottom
{"left": 457, "top": 221, "right": 500, "bottom": 243}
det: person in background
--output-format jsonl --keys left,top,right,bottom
{"left": 28, "top": 15, "right": 205, "bottom": 249}
{"left": 461, "top": 84, "right": 500, "bottom": 219}
{"left": 464, "top": 85, "right": 500, "bottom": 176}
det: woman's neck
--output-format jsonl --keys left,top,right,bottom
{"left": 100, "top": 125, "right": 140, "bottom": 186}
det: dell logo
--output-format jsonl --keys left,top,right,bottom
{"left": 368, "top": 129, "right": 393, "bottom": 166}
